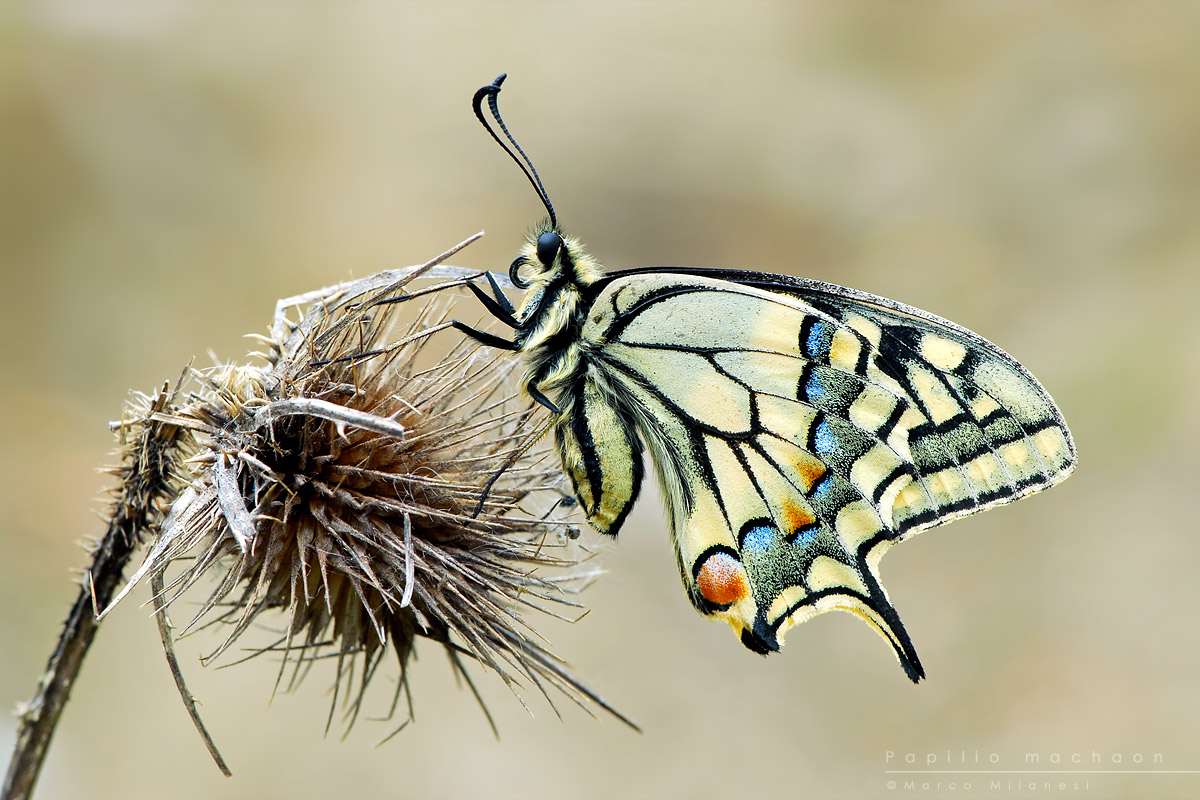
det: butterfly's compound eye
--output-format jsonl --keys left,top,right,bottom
{"left": 536, "top": 231, "right": 562, "bottom": 267}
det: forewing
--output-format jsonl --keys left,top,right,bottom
{"left": 735, "top": 269, "right": 1078, "bottom": 534}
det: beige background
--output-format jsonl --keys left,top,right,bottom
{"left": 2, "top": 3, "right": 1198, "bottom": 799}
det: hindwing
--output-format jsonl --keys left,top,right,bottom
{"left": 563, "top": 269, "right": 1075, "bottom": 680}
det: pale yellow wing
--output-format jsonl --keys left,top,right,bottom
{"left": 556, "top": 270, "right": 1074, "bottom": 680}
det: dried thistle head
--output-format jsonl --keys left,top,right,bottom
{"left": 105, "top": 239, "right": 632, "bottom": 750}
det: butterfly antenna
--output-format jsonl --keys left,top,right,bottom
{"left": 473, "top": 73, "right": 558, "bottom": 229}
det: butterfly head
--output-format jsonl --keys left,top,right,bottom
{"left": 509, "top": 221, "right": 602, "bottom": 292}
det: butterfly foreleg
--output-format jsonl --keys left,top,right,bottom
{"left": 451, "top": 270, "right": 524, "bottom": 348}
{"left": 465, "top": 271, "right": 520, "bottom": 328}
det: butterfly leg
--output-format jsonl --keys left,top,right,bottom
{"left": 452, "top": 270, "right": 523, "bottom": 345}
{"left": 449, "top": 320, "right": 561, "bottom": 413}
{"left": 526, "top": 384, "right": 562, "bottom": 414}
{"left": 466, "top": 272, "right": 520, "bottom": 328}
{"left": 451, "top": 320, "right": 519, "bottom": 351}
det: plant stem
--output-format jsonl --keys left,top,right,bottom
{"left": 2, "top": 514, "right": 142, "bottom": 800}
{"left": 2, "top": 385, "right": 181, "bottom": 800}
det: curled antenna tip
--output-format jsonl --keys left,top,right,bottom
{"left": 473, "top": 71, "right": 558, "bottom": 229}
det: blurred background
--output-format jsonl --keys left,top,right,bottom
{"left": 2, "top": 3, "right": 1198, "bottom": 799}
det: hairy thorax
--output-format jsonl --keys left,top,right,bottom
{"left": 513, "top": 234, "right": 605, "bottom": 407}
{"left": 519, "top": 282, "right": 590, "bottom": 403}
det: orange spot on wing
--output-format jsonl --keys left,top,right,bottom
{"left": 780, "top": 499, "right": 816, "bottom": 533}
{"left": 793, "top": 451, "right": 827, "bottom": 490}
{"left": 696, "top": 552, "right": 749, "bottom": 606}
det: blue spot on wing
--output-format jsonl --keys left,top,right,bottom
{"left": 811, "top": 473, "right": 835, "bottom": 505}
{"left": 805, "top": 371, "right": 827, "bottom": 404}
{"left": 792, "top": 525, "right": 819, "bottom": 547}
{"left": 812, "top": 418, "right": 838, "bottom": 457}
{"left": 805, "top": 319, "right": 833, "bottom": 359}
{"left": 741, "top": 525, "right": 776, "bottom": 554}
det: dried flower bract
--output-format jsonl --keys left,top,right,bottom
{"left": 103, "top": 235, "right": 634, "bottom": 765}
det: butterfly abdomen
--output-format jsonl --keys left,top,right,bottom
{"left": 553, "top": 371, "right": 646, "bottom": 536}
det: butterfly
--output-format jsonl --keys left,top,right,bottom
{"left": 454, "top": 73, "right": 1077, "bottom": 681}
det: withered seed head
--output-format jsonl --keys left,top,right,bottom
{"left": 105, "top": 241, "right": 633, "bottom": 742}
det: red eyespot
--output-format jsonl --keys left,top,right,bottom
{"left": 696, "top": 552, "right": 749, "bottom": 606}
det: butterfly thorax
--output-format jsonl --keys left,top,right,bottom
{"left": 512, "top": 228, "right": 604, "bottom": 405}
